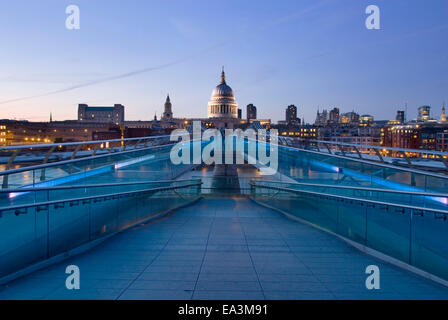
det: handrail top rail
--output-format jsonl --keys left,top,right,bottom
{"left": 285, "top": 137, "right": 448, "bottom": 157}
{"left": 252, "top": 183, "right": 448, "bottom": 215}
{"left": 0, "top": 133, "right": 182, "bottom": 151}
{"left": 0, "top": 138, "right": 206, "bottom": 176}
{"left": 0, "top": 142, "right": 176, "bottom": 177}
{"left": 0, "top": 178, "right": 200, "bottom": 193}
{"left": 244, "top": 137, "right": 448, "bottom": 179}
{"left": 251, "top": 180, "right": 448, "bottom": 198}
{"left": 277, "top": 143, "right": 448, "bottom": 180}
{"left": 2, "top": 131, "right": 447, "bottom": 156}
{"left": 0, "top": 182, "right": 201, "bottom": 213}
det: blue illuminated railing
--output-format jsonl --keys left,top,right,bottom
{"left": 0, "top": 135, "right": 178, "bottom": 188}
{"left": 274, "top": 140, "right": 448, "bottom": 194}
{"left": 0, "top": 143, "right": 189, "bottom": 189}
{"left": 253, "top": 180, "right": 448, "bottom": 211}
{"left": 251, "top": 180, "right": 448, "bottom": 282}
{"left": 279, "top": 136, "right": 448, "bottom": 171}
{"left": 0, "top": 179, "right": 202, "bottom": 283}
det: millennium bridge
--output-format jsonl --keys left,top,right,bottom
{"left": 0, "top": 135, "right": 447, "bottom": 300}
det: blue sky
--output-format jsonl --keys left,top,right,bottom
{"left": 0, "top": 0, "right": 446, "bottom": 123}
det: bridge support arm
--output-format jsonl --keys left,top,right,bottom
{"left": 70, "top": 144, "right": 83, "bottom": 160}
{"left": 40, "top": 146, "right": 57, "bottom": 182}
{"left": 2, "top": 149, "right": 21, "bottom": 189}
{"left": 374, "top": 148, "right": 384, "bottom": 163}
{"left": 353, "top": 146, "right": 363, "bottom": 160}
{"left": 399, "top": 151, "right": 412, "bottom": 166}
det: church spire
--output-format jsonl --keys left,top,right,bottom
{"left": 220, "top": 66, "right": 226, "bottom": 85}
{"left": 162, "top": 93, "right": 173, "bottom": 120}
{"left": 441, "top": 101, "right": 447, "bottom": 123}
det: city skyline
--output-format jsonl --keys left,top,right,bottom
{"left": 1, "top": 1, "right": 448, "bottom": 304}
{"left": 0, "top": 0, "right": 447, "bottom": 123}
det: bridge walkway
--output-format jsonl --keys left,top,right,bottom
{"left": 1, "top": 198, "right": 447, "bottom": 300}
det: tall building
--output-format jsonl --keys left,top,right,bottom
{"left": 417, "top": 105, "right": 431, "bottom": 122}
{"left": 286, "top": 105, "right": 299, "bottom": 125}
{"left": 314, "top": 109, "right": 328, "bottom": 126}
{"left": 339, "top": 111, "right": 359, "bottom": 124}
{"left": 382, "top": 125, "right": 420, "bottom": 150}
{"left": 162, "top": 94, "right": 173, "bottom": 120}
{"left": 359, "top": 114, "right": 374, "bottom": 126}
{"left": 329, "top": 108, "right": 340, "bottom": 124}
{"left": 440, "top": 105, "right": 447, "bottom": 123}
{"left": 207, "top": 67, "right": 238, "bottom": 118}
{"left": 78, "top": 104, "right": 124, "bottom": 125}
{"left": 237, "top": 108, "right": 242, "bottom": 119}
{"left": 396, "top": 110, "right": 405, "bottom": 124}
{"left": 247, "top": 104, "right": 257, "bottom": 120}
{"left": 436, "top": 130, "right": 448, "bottom": 151}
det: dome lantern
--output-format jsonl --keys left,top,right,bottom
{"left": 220, "top": 66, "right": 226, "bottom": 85}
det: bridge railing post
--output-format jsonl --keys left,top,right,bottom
{"left": 2, "top": 149, "right": 21, "bottom": 189}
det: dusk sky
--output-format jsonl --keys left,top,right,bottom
{"left": 0, "top": 0, "right": 447, "bottom": 123}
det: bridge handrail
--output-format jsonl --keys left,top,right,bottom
{"left": 0, "top": 178, "right": 200, "bottom": 193}
{"left": 284, "top": 137, "right": 448, "bottom": 157}
{"left": 0, "top": 142, "right": 176, "bottom": 177}
{"left": 0, "top": 134, "right": 174, "bottom": 151}
{"left": 252, "top": 180, "right": 448, "bottom": 198}
{"left": 250, "top": 182, "right": 448, "bottom": 216}
{"left": 276, "top": 142, "right": 448, "bottom": 180}
{"left": 248, "top": 137, "right": 448, "bottom": 180}
{"left": 0, "top": 181, "right": 202, "bottom": 213}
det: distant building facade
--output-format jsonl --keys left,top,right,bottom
{"left": 382, "top": 124, "right": 420, "bottom": 150}
{"left": 274, "top": 124, "right": 317, "bottom": 139}
{"left": 286, "top": 105, "right": 300, "bottom": 125}
{"left": 440, "top": 106, "right": 447, "bottom": 123}
{"left": 417, "top": 106, "right": 431, "bottom": 122}
{"left": 78, "top": 104, "right": 125, "bottom": 125}
{"left": 396, "top": 110, "right": 405, "bottom": 124}
{"left": 318, "top": 124, "right": 382, "bottom": 146}
{"left": 339, "top": 112, "right": 359, "bottom": 125}
{"left": 329, "top": 108, "right": 340, "bottom": 124}
{"left": 0, "top": 119, "right": 118, "bottom": 145}
{"left": 359, "top": 114, "right": 374, "bottom": 126}
{"left": 315, "top": 109, "right": 328, "bottom": 126}
{"left": 436, "top": 130, "right": 448, "bottom": 151}
{"left": 247, "top": 104, "right": 257, "bottom": 121}
{"left": 382, "top": 123, "right": 448, "bottom": 151}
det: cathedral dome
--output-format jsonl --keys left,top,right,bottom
{"left": 208, "top": 67, "right": 238, "bottom": 118}
{"left": 211, "top": 83, "right": 235, "bottom": 100}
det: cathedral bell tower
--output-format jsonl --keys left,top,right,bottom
{"left": 162, "top": 94, "right": 173, "bottom": 120}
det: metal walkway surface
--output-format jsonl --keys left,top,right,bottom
{"left": 1, "top": 198, "right": 447, "bottom": 300}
